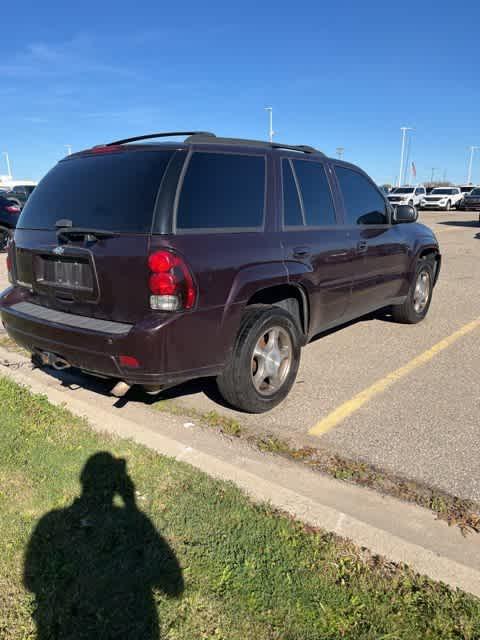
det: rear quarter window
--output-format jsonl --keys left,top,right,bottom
{"left": 176, "top": 152, "right": 265, "bottom": 231}
{"left": 291, "top": 160, "right": 337, "bottom": 226}
{"left": 17, "top": 150, "right": 173, "bottom": 233}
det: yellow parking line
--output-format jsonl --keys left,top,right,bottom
{"left": 309, "top": 317, "right": 480, "bottom": 437}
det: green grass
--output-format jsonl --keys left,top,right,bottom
{"left": 0, "top": 377, "right": 480, "bottom": 639}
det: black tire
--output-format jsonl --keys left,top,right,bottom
{"left": 216, "top": 305, "right": 301, "bottom": 413}
{"left": 391, "top": 257, "right": 435, "bottom": 324}
{"left": 0, "top": 227, "right": 11, "bottom": 252}
{"left": 445, "top": 200, "right": 451, "bottom": 211}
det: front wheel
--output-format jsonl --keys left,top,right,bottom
{"left": 216, "top": 306, "right": 301, "bottom": 413}
{"left": 391, "top": 257, "right": 435, "bottom": 324}
{"left": 445, "top": 200, "right": 451, "bottom": 211}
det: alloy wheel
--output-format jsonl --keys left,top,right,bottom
{"left": 251, "top": 326, "right": 292, "bottom": 396}
{"left": 413, "top": 269, "right": 431, "bottom": 314}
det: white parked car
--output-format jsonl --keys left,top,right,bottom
{"left": 387, "top": 186, "right": 426, "bottom": 208}
{"left": 420, "top": 187, "right": 463, "bottom": 211}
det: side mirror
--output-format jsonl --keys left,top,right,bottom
{"left": 392, "top": 204, "right": 418, "bottom": 224}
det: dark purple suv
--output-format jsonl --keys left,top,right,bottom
{"left": 0, "top": 132, "right": 441, "bottom": 412}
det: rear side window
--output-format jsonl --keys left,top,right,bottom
{"left": 176, "top": 152, "right": 265, "bottom": 230}
{"left": 291, "top": 160, "right": 337, "bottom": 226}
{"left": 18, "top": 150, "right": 173, "bottom": 232}
{"left": 282, "top": 160, "right": 304, "bottom": 226}
{"left": 335, "top": 166, "right": 388, "bottom": 225}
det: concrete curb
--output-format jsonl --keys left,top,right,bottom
{"left": 1, "top": 345, "right": 479, "bottom": 597}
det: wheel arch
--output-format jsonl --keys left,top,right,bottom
{"left": 245, "top": 283, "right": 309, "bottom": 342}
{"left": 418, "top": 246, "right": 441, "bottom": 285}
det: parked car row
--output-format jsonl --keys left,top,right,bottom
{"left": 387, "top": 184, "right": 480, "bottom": 212}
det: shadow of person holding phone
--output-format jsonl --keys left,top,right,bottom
{"left": 23, "top": 452, "right": 184, "bottom": 639}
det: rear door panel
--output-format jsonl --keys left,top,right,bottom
{"left": 280, "top": 157, "right": 353, "bottom": 334}
{"left": 284, "top": 228, "right": 353, "bottom": 331}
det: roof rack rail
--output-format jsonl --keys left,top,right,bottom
{"left": 184, "top": 134, "right": 324, "bottom": 156}
{"left": 105, "top": 131, "right": 216, "bottom": 146}
{"left": 271, "top": 142, "right": 320, "bottom": 155}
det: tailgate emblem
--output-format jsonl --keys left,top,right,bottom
{"left": 52, "top": 246, "right": 65, "bottom": 256}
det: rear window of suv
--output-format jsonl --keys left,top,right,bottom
{"left": 17, "top": 150, "right": 173, "bottom": 233}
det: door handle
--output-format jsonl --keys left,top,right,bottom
{"left": 357, "top": 240, "right": 368, "bottom": 252}
{"left": 293, "top": 246, "right": 311, "bottom": 259}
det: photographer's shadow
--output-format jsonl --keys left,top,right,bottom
{"left": 23, "top": 452, "right": 184, "bottom": 639}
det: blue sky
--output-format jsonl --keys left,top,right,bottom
{"left": 1, "top": 0, "right": 479, "bottom": 185}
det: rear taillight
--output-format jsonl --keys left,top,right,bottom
{"left": 5, "top": 205, "right": 20, "bottom": 214}
{"left": 148, "top": 250, "right": 196, "bottom": 312}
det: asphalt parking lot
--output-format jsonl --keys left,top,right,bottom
{"left": 1, "top": 211, "right": 479, "bottom": 503}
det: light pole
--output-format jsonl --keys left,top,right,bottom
{"left": 2, "top": 152, "right": 12, "bottom": 178}
{"left": 65, "top": 144, "right": 72, "bottom": 156}
{"left": 430, "top": 167, "right": 438, "bottom": 183}
{"left": 467, "top": 146, "right": 479, "bottom": 184}
{"left": 264, "top": 107, "right": 274, "bottom": 143}
{"left": 336, "top": 147, "right": 345, "bottom": 160}
{"left": 398, "top": 127, "right": 413, "bottom": 187}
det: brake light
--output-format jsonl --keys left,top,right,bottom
{"left": 148, "top": 250, "right": 196, "bottom": 311}
{"left": 5, "top": 205, "right": 20, "bottom": 214}
{"left": 149, "top": 272, "right": 177, "bottom": 295}
{"left": 90, "top": 144, "right": 124, "bottom": 154}
{"left": 148, "top": 251, "right": 176, "bottom": 273}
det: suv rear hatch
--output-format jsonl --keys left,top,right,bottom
{"left": 12, "top": 147, "right": 176, "bottom": 324}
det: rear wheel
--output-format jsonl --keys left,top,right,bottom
{"left": 217, "top": 306, "right": 301, "bottom": 413}
{"left": 391, "top": 257, "right": 435, "bottom": 324}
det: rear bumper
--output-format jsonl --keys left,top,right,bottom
{"left": 0, "top": 286, "right": 233, "bottom": 386}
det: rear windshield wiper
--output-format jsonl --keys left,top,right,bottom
{"left": 56, "top": 227, "right": 119, "bottom": 242}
